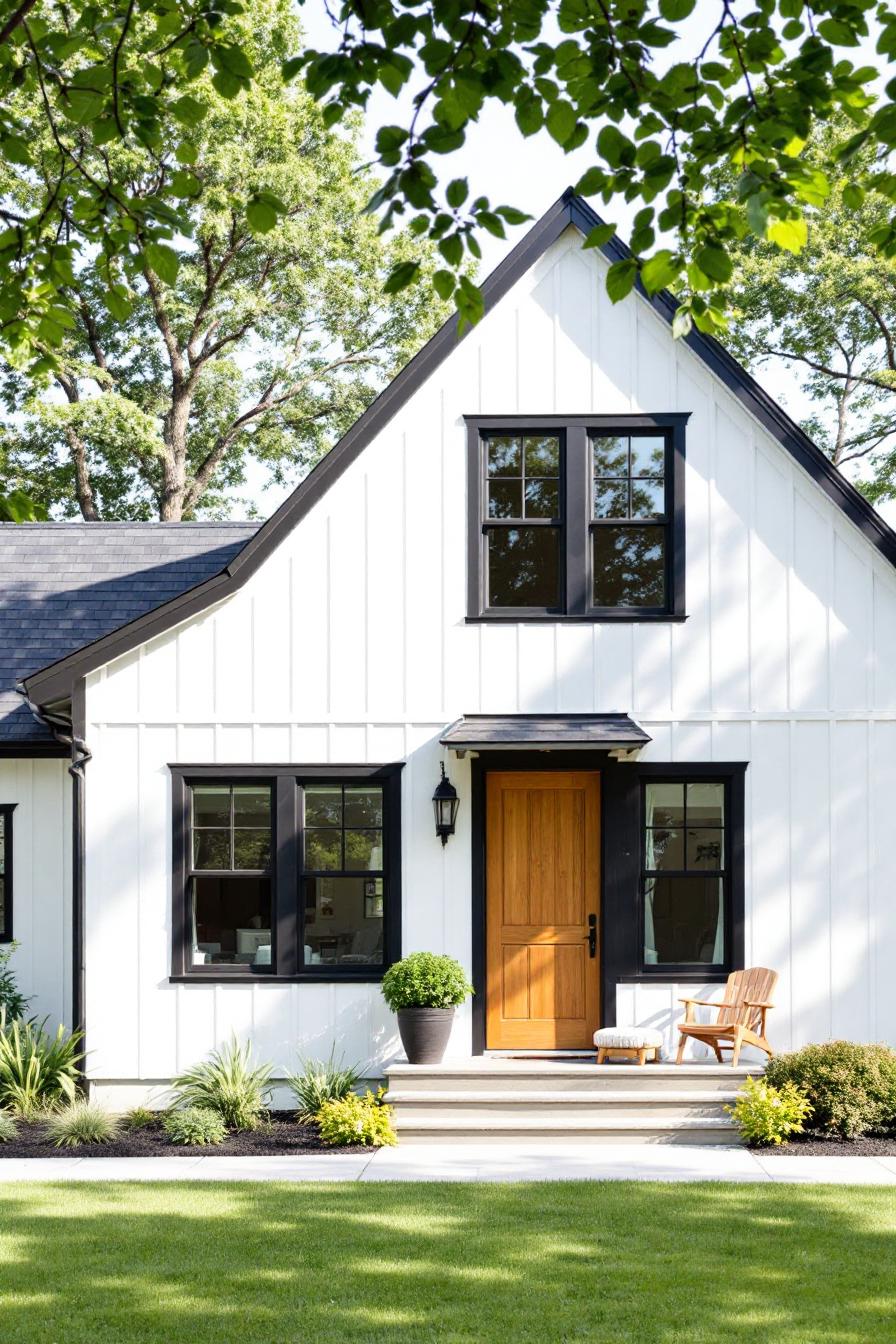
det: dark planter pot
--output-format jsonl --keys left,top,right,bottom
{"left": 396, "top": 1007, "right": 455, "bottom": 1064}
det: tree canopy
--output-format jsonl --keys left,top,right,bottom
{"left": 296, "top": 1, "right": 896, "bottom": 333}
{"left": 0, "top": 0, "right": 448, "bottom": 521}
{"left": 725, "top": 124, "right": 896, "bottom": 502}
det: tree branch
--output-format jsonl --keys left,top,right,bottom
{"left": 0, "top": 0, "right": 39, "bottom": 46}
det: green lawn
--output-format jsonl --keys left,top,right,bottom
{"left": 1, "top": 1181, "right": 895, "bottom": 1342}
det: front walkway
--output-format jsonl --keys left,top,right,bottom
{"left": 2, "top": 1143, "right": 896, "bottom": 1183}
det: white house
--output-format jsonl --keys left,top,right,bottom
{"left": 5, "top": 191, "right": 896, "bottom": 1107}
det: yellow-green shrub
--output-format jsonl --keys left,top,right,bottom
{"left": 726, "top": 1075, "right": 812, "bottom": 1147}
{"left": 317, "top": 1089, "right": 397, "bottom": 1147}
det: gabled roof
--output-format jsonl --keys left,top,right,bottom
{"left": 3, "top": 522, "right": 256, "bottom": 745}
{"left": 20, "top": 190, "right": 896, "bottom": 713}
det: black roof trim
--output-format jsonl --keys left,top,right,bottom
{"left": 440, "top": 712, "right": 651, "bottom": 753}
{"left": 23, "top": 189, "right": 896, "bottom": 707}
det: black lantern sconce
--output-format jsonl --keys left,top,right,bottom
{"left": 432, "top": 762, "right": 460, "bottom": 845}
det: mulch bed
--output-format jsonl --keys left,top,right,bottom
{"left": 0, "top": 1112, "right": 367, "bottom": 1158}
{"left": 756, "top": 1134, "right": 896, "bottom": 1156}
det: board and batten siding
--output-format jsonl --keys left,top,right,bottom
{"left": 0, "top": 758, "right": 71, "bottom": 1028}
{"left": 82, "top": 226, "right": 896, "bottom": 1087}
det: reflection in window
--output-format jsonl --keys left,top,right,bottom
{"left": 303, "top": 785, "right": 384, "bottom": 967}
{"left": 592, "top": 433, "right": 668, "bottom": 609}
{"left": 643, "top": 781, "right": 726, "bottom": 967}
{"left": 189, "top": 784, "right": 272, "bottom": 969}
{"left": 484, "top": 434, "right": 562, "bottom": 610}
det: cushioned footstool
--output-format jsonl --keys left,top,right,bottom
{"left": 593, "top": 1027, "right": 663, "bottom": 1065}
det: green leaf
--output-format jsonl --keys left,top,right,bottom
{"left": 842, "top": 183, "right": 865, "bottom": 210}
{"left": 143, "top": 242, "right": 179, "bottom": 285}
{"left": 104, "top": 288, "right": 133, "bottom": 322}
{"left": 433, "top": 269, "right": 455, "bottom": 301}
{"left": 246, "top": 198, "right": 279, "bottom": 234}
{"left": 171, "top": 96, "right": 206, "bottom": 128}
{"left": 546, "top": 100, "right": 576, "bottom": 145}
{"left": 438, "top": 233, "right": 463, "bottom": 267}
{"left": 694, "top": 244, "right": 733, "bottom": 283}
{"left": 640, "top": 249, "right": 679, "bottom": 294}
{"left": 176, "top": 142, "right": 198, "bottom": 166}
{"left": 672, "top": 307, "right": 692, "bottom": 339}
{"left": 383, "top": 260, "right": 421, "bottom": 294}
{"left": 446, "top": 178, "right": 468, "bottom": 208}
{"left": 817, "top": 18, "right": 860, "bottom": 46}
{"left": 514, "top": 92, "right": 543, "bottom": 137}
{"left": 606, "top": 259, "right": 637, "bottom": 303}
{"left": 766, "top": 216, "right": 808, "bottom": 253}
{"left": 582, "top": 223, "right": 616, "bottom": 250}
{"left": 1, "top": 136, "right": 31, "bottom": 165}
{"left": 597, "top": 124, "right": 632, "bottom": 169}
{"left": 658, "top": 0, "right": 696, "bottom": 18}
{"left": 211, "top": 43, "right": 254, "bottom": 82}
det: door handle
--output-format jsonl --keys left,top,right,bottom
{"left": 586, "top": 913, "right": 597, "bottom": 959}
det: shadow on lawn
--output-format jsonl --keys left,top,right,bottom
{"left": 1, "top": 1181, "right": 895, "bottom": 1343}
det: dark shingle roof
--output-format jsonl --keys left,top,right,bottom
{"left": 0, "top": 522, "right": 257, "bottom": 745}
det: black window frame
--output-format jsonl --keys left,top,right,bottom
{"left": 639, "top": 774, "right": 732, "bottom": 976}
{"left": 466, "top": 414, "right": 688, "bottom": 622}
{"left": 169, "top": 764, "right": 402, "bottom": 983}
{"left": 0, "top": 804, "right": 15, "bottom": 944}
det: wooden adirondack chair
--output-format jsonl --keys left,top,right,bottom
{"left": 675, "top": 967, "right": 778, "bottom": 1066}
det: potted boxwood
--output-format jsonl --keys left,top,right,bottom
{"left": 382, "top": 952, "right": 474, "bottom": 1064}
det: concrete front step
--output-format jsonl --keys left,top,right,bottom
{"left": 391, "top": 1116, "right": 739, "bottom": 1145}
{"left": 387, "top": 1062, "right": 757, "bottom": 1095}
{"left": 387, "top": 1089, "right": 739, "bottom": 1124}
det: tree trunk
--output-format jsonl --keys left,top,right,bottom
{"left": 159, "top": 388, "right": 191, "bottom": 521}
{"left": 64, "top": 426, "right": 100, "bottom": 523}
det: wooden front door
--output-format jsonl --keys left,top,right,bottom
{"left": 485, "top": 771, "right": 600, "bottom": 1049}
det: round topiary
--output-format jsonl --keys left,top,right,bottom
{"left": 381, "top": 952, "right": 473, "bottom": 1012}
{"left": 765, "top": 1040, "right": 896, "bottom": 1139}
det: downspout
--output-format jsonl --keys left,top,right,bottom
{"left": 16, "top": 680, "right": 91, "bottom": 1081}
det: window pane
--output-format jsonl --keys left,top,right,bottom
{"left": 304, "top": 787, "right": 342, "bottom": 827}
{"left": 344, "top": 829, "right": 383, "bottom": 871}
{"left": 524, "top": 435, "right": 559, "bottom": 476}
{"left": 487, "top": 436, "right": 520, "bottom": 477}
{"left": 303, "top": 876, "right": 383, "bottom": 968}
{"left": 592, "top": 525, "right": 666, "bottom": 607}
{"left": 305, "top": 830, "right": 341, "bottom": 870}
{"left": 344, "top": 788, "right": 383, "bottom": 827}
{"left": 0, "top": 877, "right": 5, "bottom": 937}
{"left": 524, "top": 479, "right": 559, "bottom": 518}
{"left": 630, "top": 479, "right": 664, "bottom": 518}
{"left": 646, "top": 828, "right": 683, "bottom": 870}
{"left": 193, "top": 786, "right": 230, "bottom": 828}
{"left": 630, "top": 435, "right": 666, "bottom": 477}
{"left": 687, "top": 829, "right": 724, "bottom": 870}
{"left": 192, "top": 876, "right": 271, "bottom": 968}
{"left": 687, "top": 782, "right": 725, "bottom": 827}
{"left": 193, "top": 829, "right": 230, "bottom": 870}
{"left": 233, "top": 786, "right": 270, "bottom": 827}
{"left": 645, "top": 876, "right": 724, "bottom": 965}
{"left": 488, "top": 526, "right": 561, "bottom": 608}
{"left": 646, "top": 783, "right": 684, "bottom": 828}
{"left": 593, "top": 435, "right": 628, "bottom": 475}
{"left": 233, "top": 829, "right": 271, "bottom": 870}
{"left": 488, "top": 480, "right": 522, "bottom": 519}
{"left": 594, "top": 480, "right": 629, "bottom": 519}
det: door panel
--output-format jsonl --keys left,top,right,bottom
{"left": 486, "top": 771, "right": 600, "bottom": 1049}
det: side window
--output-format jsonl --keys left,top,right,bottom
{"left": 484, "top": 433, "right": 563, "bottom": 612}
{"left": 0, "top": 806, "right": 13, "bottom": 942}
{"left": 302, "top": 784, "right": 385, "bottom": 969}
{"left": 642, "top": 780, "right": 728, "bottom": 971}
{"left": 592, "top": 433, "right": 668, "bottom": 610}
{"left": 189, "top": 784, "right": 274, "bottom": 970}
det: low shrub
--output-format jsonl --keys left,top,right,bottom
{"left": 286, "top": 1050, "right": 361, "bottom": 1121}
{"left": 171, "top": 1037, "right": 272, "bottom": 1131}
{"left": 765, "top": 1041, "right": 896, "bottom": 1139}
{"left": 0, "top": 943, "right": 30, "bottom": 1022}
{"left": 0, "top": 1109, "right": 18, "bottom": 1142}
{"left": 44, "top": 1100, "right": 120, "bottom": 1149}
{"left": 123, "top": 1105, "right": 157, "bottom": 1131}
{"left": 726, "top": 1075, "right": 812, "bottom": 1147}
{"left": 381, "top": 953, "right": 473, "bottom": 1011}
{"left": 0, "top": 1012, "right": 84, "bottom": 1118}
{"left": 163, "top": 1106, "right": 227, "bottom": 1147}
{"left": 317, "top": 1088, "right": 397, "bottom": 1148}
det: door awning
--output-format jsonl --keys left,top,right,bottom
{"left": 439, "top": 714, "right": 651, "bottom": 757}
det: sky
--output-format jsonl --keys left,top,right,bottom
{"left": 243, "top": 3, "right": 893, "bottom": 521}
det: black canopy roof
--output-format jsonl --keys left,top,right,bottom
{"left": 439, "top": 714, "right": 651, "bottom": 755}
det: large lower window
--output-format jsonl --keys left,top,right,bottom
{"left": 171, "top": 767, "right": 401, "bottom": 980}
{"left": 466, "top": 415, "right": 686, "bottom": 620}
{"left": 642, "top": 779, "right": 729, "bottom": 971}
{"left": 0, "top": 806, "right": 14, "bottom": 942}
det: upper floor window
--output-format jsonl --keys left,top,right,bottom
{"left": 171, "top": 767, "right": 401, "bottom": 981}
{"left": 466, "top": 415, "right": 687, "bottom": 621}
{"left": 0, "top": 806, "right": 13, "bottom": 942}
